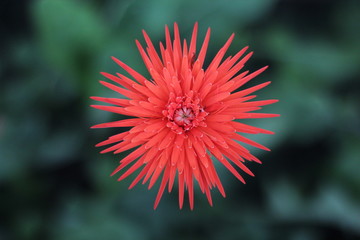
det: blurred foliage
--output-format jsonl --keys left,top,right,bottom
{"left": 1, "top": 0, "right": 360, "bottom": 239}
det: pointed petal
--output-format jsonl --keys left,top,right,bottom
{"left": 154, "top": 164, "right": 170, "bottom": 209}
{"left": 91, "top": 118, "right": 144, "bottom": 128}
{"left": 112, "top": 56, "right": 148, "bottom": 85}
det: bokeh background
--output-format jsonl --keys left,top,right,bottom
{"left": 1, "top": 0, "right": 360, "bottom": 239}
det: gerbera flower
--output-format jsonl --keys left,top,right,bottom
{"left": 91, "top": 23, "right": 279, "bottom": 210}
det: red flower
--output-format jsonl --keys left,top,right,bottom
{"left": 91, "top": 23, "right": 279, "bottom": 209}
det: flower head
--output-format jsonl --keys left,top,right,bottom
{"left": 91, "top": 23, "right": 279, "bottom": 209}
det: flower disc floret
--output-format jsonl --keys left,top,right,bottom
{"left": 164, "top": 93, "right": 208, "bottom": 134}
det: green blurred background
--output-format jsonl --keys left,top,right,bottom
{"left": 1, "top": 0, "right": 360, "bottom": 239}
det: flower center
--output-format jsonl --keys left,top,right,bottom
{"left": 163, "top": 93, "right": 208, "bottom": 134}
{"left": 173, "top": 107, "right": 195, "bottom": 126}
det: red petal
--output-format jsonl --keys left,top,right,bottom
{"left": 230, "top": 121, "right": 274, "bottom": 134}
{"left": 91, "top": 118, "right": 144, "bottom": 129}
{"left": 99, "top": 81, "right": 143, "bottom": 100}
{"left": 90, "top": 96, "right": 130, "bottom": 107}
{"left": 154, "top": 164, "right": 170, "bottom": 209}
{"left": 197, "top": 27, "right": 211, "bottom": 68}
{"left": 111, "top": 56, "right": 147, "bottom": 85}
{"left": 230, "top": 66, "right": 269, "bottom": 92}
